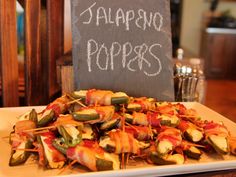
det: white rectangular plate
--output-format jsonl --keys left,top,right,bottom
{"left": 0, "top": 103, "right": 236, "bottom": 177}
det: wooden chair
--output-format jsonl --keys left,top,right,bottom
{"left": 0, "top": 0, "right": 64, "bottom": 106}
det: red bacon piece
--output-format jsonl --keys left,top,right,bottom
{"left": 66, "top": 140, "right": 106, "bottom": 171}
{"left": 132, "top": 112, "right": 161, "bottom": 127}
{"left": 203, "top": 121, "right": 229, "bottom": 137}
{"left": 157, "top": 127, "right": 182, "bottom": 147}
{"left": 125, "top": 125, "right": 152, "bottom": 141}
{"left": 45, "top": 95, "right": 70, "bottom": 117}
{"left": 81, "top": 140, "right": 104, "bottom": 154}
{"left": 157, "top": 103, "right": 176, "bottom": 116}
{"left": 173, "top": 103, "right": 187, "bottom": 115}
{"left": 178, "top": 120, "right": 190, "bottom": 132}
{"left": 133, "top": 97, "right": 156, "bottom": 112}
{"left": 67, "top": 146, "right": 98, "bottom": 171}
{"left": 147, "top": 112, "right": 161, "bottom": 127}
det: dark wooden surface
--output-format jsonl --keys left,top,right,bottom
{"left": 0, "top": 0, "right": 64, "bottom": 106}
{"left": 24, "top": 0, "right": 47, "bottom": 105}
{"left": 205, "top": 80, "right": 236, "bottom": 123}
{"left": 201, "top": 31, "right": 236, "bottom": 80}
{"left": 47, "top": 0, "right": 64, "bottom": 97}
{"left": 24, "top": 0, "right": 64, "bottom": 105}
{"left": 0, "top": 0, "right": 19, "bottom": 106}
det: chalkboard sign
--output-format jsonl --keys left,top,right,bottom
{"left": 71, "top": 0, "right": 174, "bottom": 101}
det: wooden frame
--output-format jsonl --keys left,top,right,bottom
{"left": 0, "top": 0, "right": 64, "bottom": 106}
{"left": 0, "top": 0, "right": 19, "bottom": 106}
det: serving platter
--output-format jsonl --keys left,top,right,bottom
{"left": 0, "top": 102, "right": 236, "bottom": 177}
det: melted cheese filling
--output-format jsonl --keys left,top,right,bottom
{"left": 77, "top": 109, "right": 97, "bottom": 115}
{"left": 112, "top": 92, "right": 128, "bottom": 98}
{"left": 41, "top": 136, "right": 64, "bottom": 168}
{"left": 64, "top": 125, "right": 80, "bottom": 140}
{"left": 157, "top": 140, "right": 173, "bottom": 154}
{"left": 161, "top": 115, "right": 179, "bottom": 124}
{"left": 82, "top": 124, "right": 94, "bottom": 140}
{"left": 12, "top": 141, "right": 26, "bottom": 159}
{"left": 133, "top": 113, "right": 148, "bottom": 126}
{"left": 186, "top": 128, "right": 203, "bottom": 142}
{"left": 73, "top": 90, "right": 87, "bottom": 97}
{"left": 127, "top": 103, "right": 141, "bottom": 109}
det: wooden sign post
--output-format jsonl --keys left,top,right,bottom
{"left": 71, "top": 0, "right": 174, "bottom": 101}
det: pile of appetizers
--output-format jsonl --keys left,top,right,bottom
{"left": 8, "top": 89, "right": 236, "bottom": 172}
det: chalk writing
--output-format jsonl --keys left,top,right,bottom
{"left": 87, "top": 39, "right": 162, "bottom": 77}
{"left": 79, "top": 2, "right": 96, "bottom": 24}
{"left": 79, "top": 2, "right": 164, "bottom": 77}
{"left": 79, "top": 2, "right": 163, "bottom": 32}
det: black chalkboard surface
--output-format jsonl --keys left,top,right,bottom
{"left": 71, "top": 0, "right": 174, "bottom": 101}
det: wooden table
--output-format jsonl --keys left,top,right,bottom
{"left": 205, "top": 80, "right": 236, "bottom": 123}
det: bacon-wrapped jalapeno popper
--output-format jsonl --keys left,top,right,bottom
{"left": 125, "top": 111, "right": 180, "bottom": 127}
{"left": 37, "top": 132, "right": 66, "bottom": 169}
{"left": 53, "top": 139, "right": 120, "bottom": 171}
{"left": 72, "top": 106, "right": 115, "bottom": 124}
{"left": 9, "top": 109, "right": 37, "bottom": 166}
{"left": 7, "top": 89, "right": 236, "bottom": 174}
{"left": 37, "top": 95, "right": 70, "bottom": 127}
{"left": 203, "top": 121, "right": 230, "bottom": 154}
{"left": 71, "top": 89, "right": 128, "bottom": 106}
{"left": 178, "top": 120, "right": 203, "bottom": 143}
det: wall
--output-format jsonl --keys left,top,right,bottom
{"left": 180, "top": 0, "right": 236, "bottom": 57}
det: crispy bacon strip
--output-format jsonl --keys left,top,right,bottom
{"left": 132, "top": 112, "right": 160, "bottom": 127}
{"left": 177, "top": 120, "right": 190, "bottom": 132}
{"left": 54, "top": 114, "right": 83, "bottom": 127}
{"left": 147, "top": 112, "right": 161, "bottom": 127}
{"left": 86, "top": 89, "right": 113, "bottom": 106}
{"left": 15, "top": 120, "right": 36, "bottom": 140}
{"left": 132, "top": 97, "right": 156, "bottom": 112}
{"left": 125, "top": 125, "right": 152, "bottom": 141}
{"left": 203, "top": 122, "right": 229, "bottom": 138}
{"left": 45, "top": 95, "right": 70, "bottom": 117}
{"left": 157, "top": 103, "right": 177, "bottom": 115}
{"left": 183, "top": 108, "right": 200, "bottom": 119}
{"left": 82, "top": 106, "right": 115, "bottom": 124}
{"left": 66, "top": 140, "right": 105, "bottom": 171}
{"left": 95, "top": 106, "right": 115, "bottom": 123}
{"left": 157, "top": 127, "right": 182, "bottom": 147}
{"left": 67, "top": 146, "right": 98, "bottom": 171}
{"left": 178, "top": 120, "right": 202, "bottom": 132}
{"left": 109, "top": 130, "right": 140, "bottom": 154}
{"left": 173, "top": 103, "right": 187, "bottom": 115}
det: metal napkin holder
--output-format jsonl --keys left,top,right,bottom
{"left": 173, "top": 59, "right": 205, "bottom": 102}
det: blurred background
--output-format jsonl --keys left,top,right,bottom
{"left": 1, "top": 0, "right": 236, "bottom": 121}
